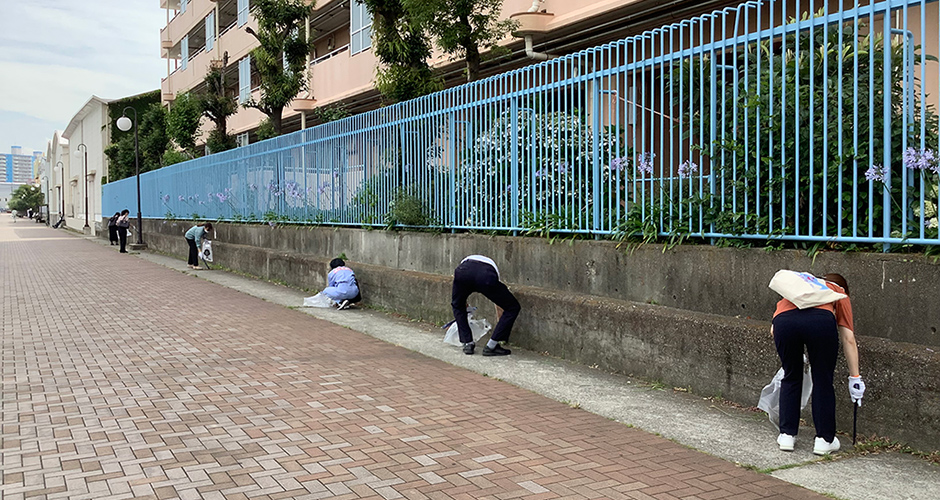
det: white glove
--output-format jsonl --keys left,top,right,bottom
{"left": 848, "top": 376, "right": 866, "bottom": 406}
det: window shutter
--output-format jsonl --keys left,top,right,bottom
{"left": 181, "top": 35, "right": 189, "bottom": 70}
{"left": 237, "top": 0, "right": 249, "bottom": 27}
{"left": 239, "top": 56, "right": 251, "bottom": 104}
{"left": 205, "top": 12, "right": 215, "bottom": 51}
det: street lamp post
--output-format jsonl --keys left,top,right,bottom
{"left": 116, "top": 107, "right": 146, "bottom": 249}
{"left": 54, "top": 161, "right": 65, "bottom": 223}
{"left": 73, "top": 143, "right": 89, "bottom": 232}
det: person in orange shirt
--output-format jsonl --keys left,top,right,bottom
{"left": 771, "top": 273, "right": 866, "bottom": 455}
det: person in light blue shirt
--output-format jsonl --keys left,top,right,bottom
{"left": 184, "top": 222, "right": 213, "bottom": 269}
{"left": 322, "top": 258, "right": 360, "bottom": 309}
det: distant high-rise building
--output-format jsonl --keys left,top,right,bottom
{"left": 1, "top": 146, "right": 36, "bottom": 183}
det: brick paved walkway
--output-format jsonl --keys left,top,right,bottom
{"left": 0, "top": 220, "right": 823, "bottom": 500}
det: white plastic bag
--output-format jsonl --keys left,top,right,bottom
{"left": 201, "top": 240, "right": 213, "bottom": 262}
{"left": 303, "top": 292, "right": 334, "bottom": 308}
{"left": 443, "top": 313, "right": 491, "bottom": 346}
{"left": 769, "top": 270, "right": 846, "bottom": 309}
{"left": 758, "top": 355, "right": 813, "bottom": 430}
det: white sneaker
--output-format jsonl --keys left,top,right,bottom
{"left": 777, "top": 433, "right": 796, "bottom": 451}
{"left": 338, "top": 300, "right": 351, "bottom": 310}
{"left": 813, "top": 436, "right": 841, "bottom": 455}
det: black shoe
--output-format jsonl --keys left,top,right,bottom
{"left": 482, "top": 344, "right": 511, "bottom": 356}
{"left": 463, "top": 343, "right": 475, "bottom": 355}
{"left": 338, "top": 300, "right": 351, "bottom": 310}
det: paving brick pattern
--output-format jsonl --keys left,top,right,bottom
{"left": 0, "top": 221, "right": 823, "bottom": 500}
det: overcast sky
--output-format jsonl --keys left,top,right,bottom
{"left": 0, "top": 0, "right": 166, "bottom": 155}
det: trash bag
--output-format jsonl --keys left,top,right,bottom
{"left": 758, "top": 355, "right": 813, "bottom": 430}
{"left": 443, "top": 312, "right": 491, "bottom": 346}
{"left": 303, "top": 292, "right": 334, "bottom": 308}
{"left": 201, "top": 240, "right": 214, "bottom": 263}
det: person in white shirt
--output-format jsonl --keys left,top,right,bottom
{"left": 451, "top": 255, "right": 520, "bottom": 356}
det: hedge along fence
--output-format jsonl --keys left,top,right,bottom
{"left": 104, "top": 0, "right": 940, "bottom": 251}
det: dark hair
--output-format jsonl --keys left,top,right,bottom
{"left": 113, "top": 212, "right": 120, "bottom": 217}
{"left": 330, "top": 258, "right": 345, "bottom": 269}
{"left": 120, "top": 209, "right": 129, "bottom": 215}
{"left": 823, "top": 273, "right": 849, "bottom": 296}
{"left": 201, "top": 222, "right": 213, "bottom": 232}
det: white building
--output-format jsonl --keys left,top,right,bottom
{"left": 59, "top": 96, "right": 113, "bottom": 235}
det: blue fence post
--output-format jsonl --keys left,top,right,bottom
{"left": 592, "top": 74, "right": 601, "bottom": 237}
{"left": 511, "top": 97, "right": 520, "bottom": 234}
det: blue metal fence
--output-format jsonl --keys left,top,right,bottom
{"left": 105, "top": 0, "right": 940, "bottom": 246}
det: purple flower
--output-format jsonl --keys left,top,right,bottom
{"left": 636, "top": 152, "right": 656, "bottom": 175}
{"left": 268, "top": 221, "right": 276, "bottom": 227}
{"left": 678, "top": 160, "right": 698, "bottom": 179}
{"left": 903, "top": 147, "right": 939, "bottom": 172}
{"left": 178, "top": 195, "right": 185, "bottom": 202}
{"left": 317, "top": 182, "right": 331, "bottom": 195}
{"left": 865, "top": 164, "right": 887, "bottom": 182}
{"left": 557, "top": 162, "right": 568, "bottom": 174}
{"left": 249, "top": 183, "right": 258, "bottom": 191}
{"left": 506, "top": 184, "right": 513, "bottom": 192}
{"left": 162, "top": 194, "right": 170, "bottom": 203}
{"left": 610, "top": 157, "right": 626, "bottom": 172}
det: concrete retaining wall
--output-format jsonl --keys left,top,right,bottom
{"left": 119, "top": 219, "right": 940, "bottom": 450}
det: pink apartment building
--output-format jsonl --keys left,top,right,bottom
{"left": 159, "top": 0, "right": 743, "bottom": 148}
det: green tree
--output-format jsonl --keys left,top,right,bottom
{"left": 199, "top": 65, "right": 239, "bottom": 153}
{"left": 244, "top": 0, "right": 314, "bottom": 136}
{"left": 105, "top": 103, "right": 170, "bottom": 181}
{"left": 166, "top": 91, "right": 203, "bottom": 158}
{"left": 8, "top": 185, "right": 44, "bottom": 213}
{"left": 403, "top": 0, "right": 516, "bottom": 82}
{"left": 362, "top": 0, "right": 440, "bottom": 102}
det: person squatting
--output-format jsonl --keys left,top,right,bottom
{"left": 322, "top": 258, "right": 361, "bottom": 310}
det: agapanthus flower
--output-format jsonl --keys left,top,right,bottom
{"left": 903, "top": 147, "right": 939, "bottom": 173}
{"left": 865, "top": 164, "right": 887, "bottom": 182}
{"left": 557, "top": 162, "right": 568, "bottom": 174}
{"left": 637, "top": 152, "right": 656, "bottom": 175}
{"left": 678, "top": 160, "right": 698, "bottom": 178}
{"left": 610, "top": 157, "right": 627, "bottom": 172}
{"left": 162, "top": 194, "right": 170, "bottom": 203}
{"left": 179, "top": 195, "right": 185, "bottom": 202}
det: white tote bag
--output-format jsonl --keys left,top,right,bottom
{"left": 768, "top": 270, "right": 846, "bottom": 309}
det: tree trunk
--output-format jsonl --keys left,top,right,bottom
{"left": 465, "top": 43, "right": 481, "bottom": 82}
{"left": 272, "top": 108, "right": 284, "bottom": 135}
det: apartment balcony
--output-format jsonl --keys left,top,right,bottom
{"left": 309, "top": 43, "right": 378, "bottom": 106}
{"left": 163, "top": 13, "right": 258, "bottom": 101}
{"left": 161, "top": 0, "right": 216, "bottom": 48}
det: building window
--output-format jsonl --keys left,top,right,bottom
{"left": 239, "top": 56, "right": 252, "bottom": 104}
{"left": 181, "top": 0, "right": 188, "bottom": 14}
{"left": 181, "top": 35, "right": 189, "bottom": 70}
{"left": 350, "top": 0, "right": 372, "bottom": 55}
{"left": 206, "top": 11, "right": 216, "bottom": 51}
{"left": 237, "top": 132, "right": 250, "bottom": 147}
{"left": 237, "top": 0, "right": 250, "bottom": 27}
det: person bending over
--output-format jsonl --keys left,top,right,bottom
{"left": 184, "top": 222, "right": 213, "bottom": 269}
{"left": 772, "top": 273, "right": 865, "bottom": 455}
{"left": 451, "top": 255, "right": 521, "bottom": 356}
